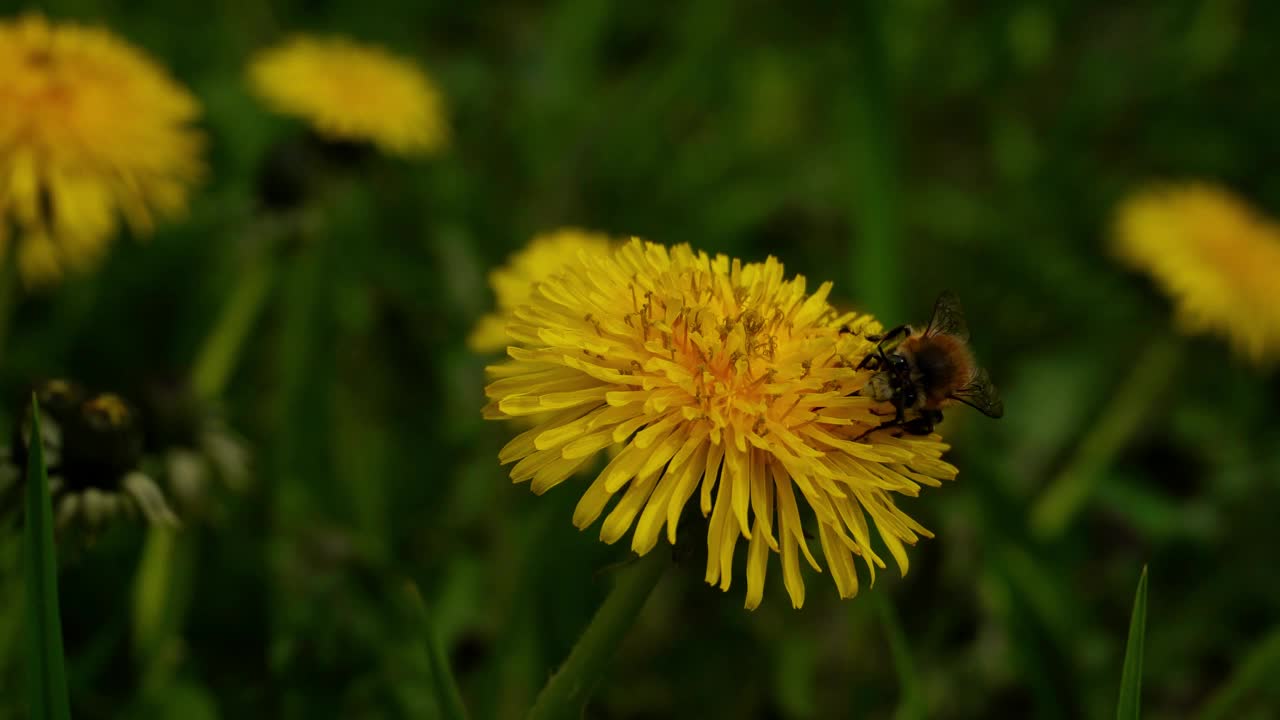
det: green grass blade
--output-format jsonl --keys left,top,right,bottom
{"left": 876, "top": 593, "right": 925, "bottom": 720}
{"left": 403, "top": 582, "right": 470, "bottom": 720}
{"left": 1116, "top": 565, "right": 1149, "bottom": 720}
{"left": 23, "top": 395, "right": 72, "bottom": 720}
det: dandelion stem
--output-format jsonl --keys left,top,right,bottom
{"left": 876, "top": 593, "right": 926, "bottom": 720}
{"left": 526, "top": 551, "right": 668, "bottom": 720}
{"left": 847, "top": 2, "right": 902, "bottom": 320}
{"left": 403, "top": 582, "right": 471, "bottom": 720}
{"left": 1030, "top": 333, "right": 1184, "bottom": 539}
{"left": 132, "top": 526, "right": 196, "bottom": 696}
{"left": 191, "top": 250, "right": 276, "bottom": 401}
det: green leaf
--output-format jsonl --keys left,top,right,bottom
{"left": 23, "top": 395, "right": 72, "bottom": 720}
{"left": 1116, "top": 565, "right": 1149, "bottom": 720}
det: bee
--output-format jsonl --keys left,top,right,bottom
{"left": 856, "top": 291, "right": 1003, "bottom": 436}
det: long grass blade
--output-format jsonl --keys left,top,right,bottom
{"left": 1116, "top": 565, "right": 1149, "bottom": 720}
{"left": 403, "top": 582, "right": 470, "bottom": 720}
{"left": 23, "top": 395, "right": 72, "bottom": 720}
{"left": 876, "top": 593, "right": 925, "bottom": 720}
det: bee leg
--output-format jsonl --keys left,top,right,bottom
{"left": 902, "top": 417, "right": 933, "bottom": 435}
{"left": 854, "top": 420, "right": 894, "bottom": 442}
{"left": 855, "top": 391, "right": 910, "bottom": 442}
{"left": 856, "top": 349, "right": 884, "bottom": 371}
{"left": 893, "top": 389, "right": 909, "bottom": 425}
{"left": 903, "top": 409, "right": 943, "bottom": 436}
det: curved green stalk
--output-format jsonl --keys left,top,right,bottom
{"left": 526, "top": 551, "right": 668, "bottom": 720}
{"left": 191, "top": 252, "right": 276, "bottom": 401}
{"left": 1031, "top": 334, "right": 1184, "bottom": 538}
{"left": 404, "top": 582, "right": 470, "bottom": 720}
{"left": 876, "top": 593, "right": 925, "bottom": 720}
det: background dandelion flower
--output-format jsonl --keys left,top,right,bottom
{"left": 483, "top": 239, "right": 958, "bottom": 609}
{"left": 0, "top": 381, "right": 177, "bottom": 531}
{"left": 0, "top": 13, "right": 203, "bottom": 286}
{"left": 1114, "top": 183, "right": 1280, "bottom": 362}
{"left": 249, "top": 35, "right": 449, "bottom": 157}
{"left": 469, "top": 228, "right": 613, "bottom": 352}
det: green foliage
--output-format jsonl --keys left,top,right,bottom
{"left": 1196, "top": 627, "right": 1280, "bottom": 720}
{"left": 0, "top": 2, "right": 1278, "bottom": 719}
{"left": 1117, "top": 566, "right": 1148, "bottom": 720}
{"left": 22, "top": 397, "right": 71, "bottom": 720}
{"left": 403, "top": 582, "right": 470, "bottom": 720}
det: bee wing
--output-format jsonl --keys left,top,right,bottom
{"left": 923, "top": 290, "right": 970, "bottom": 341}
{"left": 951, "top": 367, "right": 1004, "bottom": 418}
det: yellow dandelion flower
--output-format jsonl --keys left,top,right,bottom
{"left": 483, "top": 240, "right": 959, "bottom": 609}
{"left": 1114, "top": 183, "right": 1280, "bottom": 362}
{"left": 469, "top": 228, "right": 614, "bottom": 352}
{"left": 249, "top": 35, "right": 448, "bottom": 157}
{"left": 0, "top": 14, "right": 203, "bottom": 286}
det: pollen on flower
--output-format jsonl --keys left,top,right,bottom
{"left": 483, "top": 239, "right": 959, "bottom": 609}
{"left": 1114, "top": 183, "right": 1280, "bottom": 362}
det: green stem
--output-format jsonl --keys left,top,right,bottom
{"left": 526, "top": 551, "right": 668, "bottom": 720}
{"left": 132, "top": 526, "right": 196, "bottom": 697}
{"left": 876, "top": 593, "right": 925, "bottom": 720}
{"left": 847, "top": 2, "right": 901, "bottom": 320}
{"left": 404, "top": 583, "right": 470, "bottom": 720}
{"left": 1195, "top": 626, "right": 1280, "bottom": 720}
{"left": 132, "top": 527, "right": 178, "bottom": 656}
{"left": 1030, "top": 333, "right": 1184, "bottom": 539}
{"left": 190, "top": 252, "right": 276, "bottom": 401}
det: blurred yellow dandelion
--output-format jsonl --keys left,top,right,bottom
{"left": 1114, "top": 183, "right": 1280, "bottom": 362}
{"left": 0, "top": 13, "right": 203, "bottom": 285}
{"left": 249, "top": 35, "right": 448, "bottom": 157}
{"left": 483, "top": 239, "right": 959, "bottom": 609}
{"left": 469, "top": 228, "right": 613, "bottom": 352}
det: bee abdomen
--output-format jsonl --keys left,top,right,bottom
{"left": 912, "top": 336, "right": 974, "bottom": 405}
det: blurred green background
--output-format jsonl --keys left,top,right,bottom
{"left": 3, "top": 0, "right": 1280, "bottom": 718}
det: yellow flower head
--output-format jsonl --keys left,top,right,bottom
{"left": 1114, "top": 183, "right": 1280, "bottom": 362}
{"left": 469, "top": 228, "right": 614, "bottom": 352}
{"left": 249, "top": 35, "right": 448, "bottom": 157}
{"left": 484, "top": 240, "right": 958, "bottom": 609}
{"left": 0, "top": 14, "right": 203, "bottom": 285}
